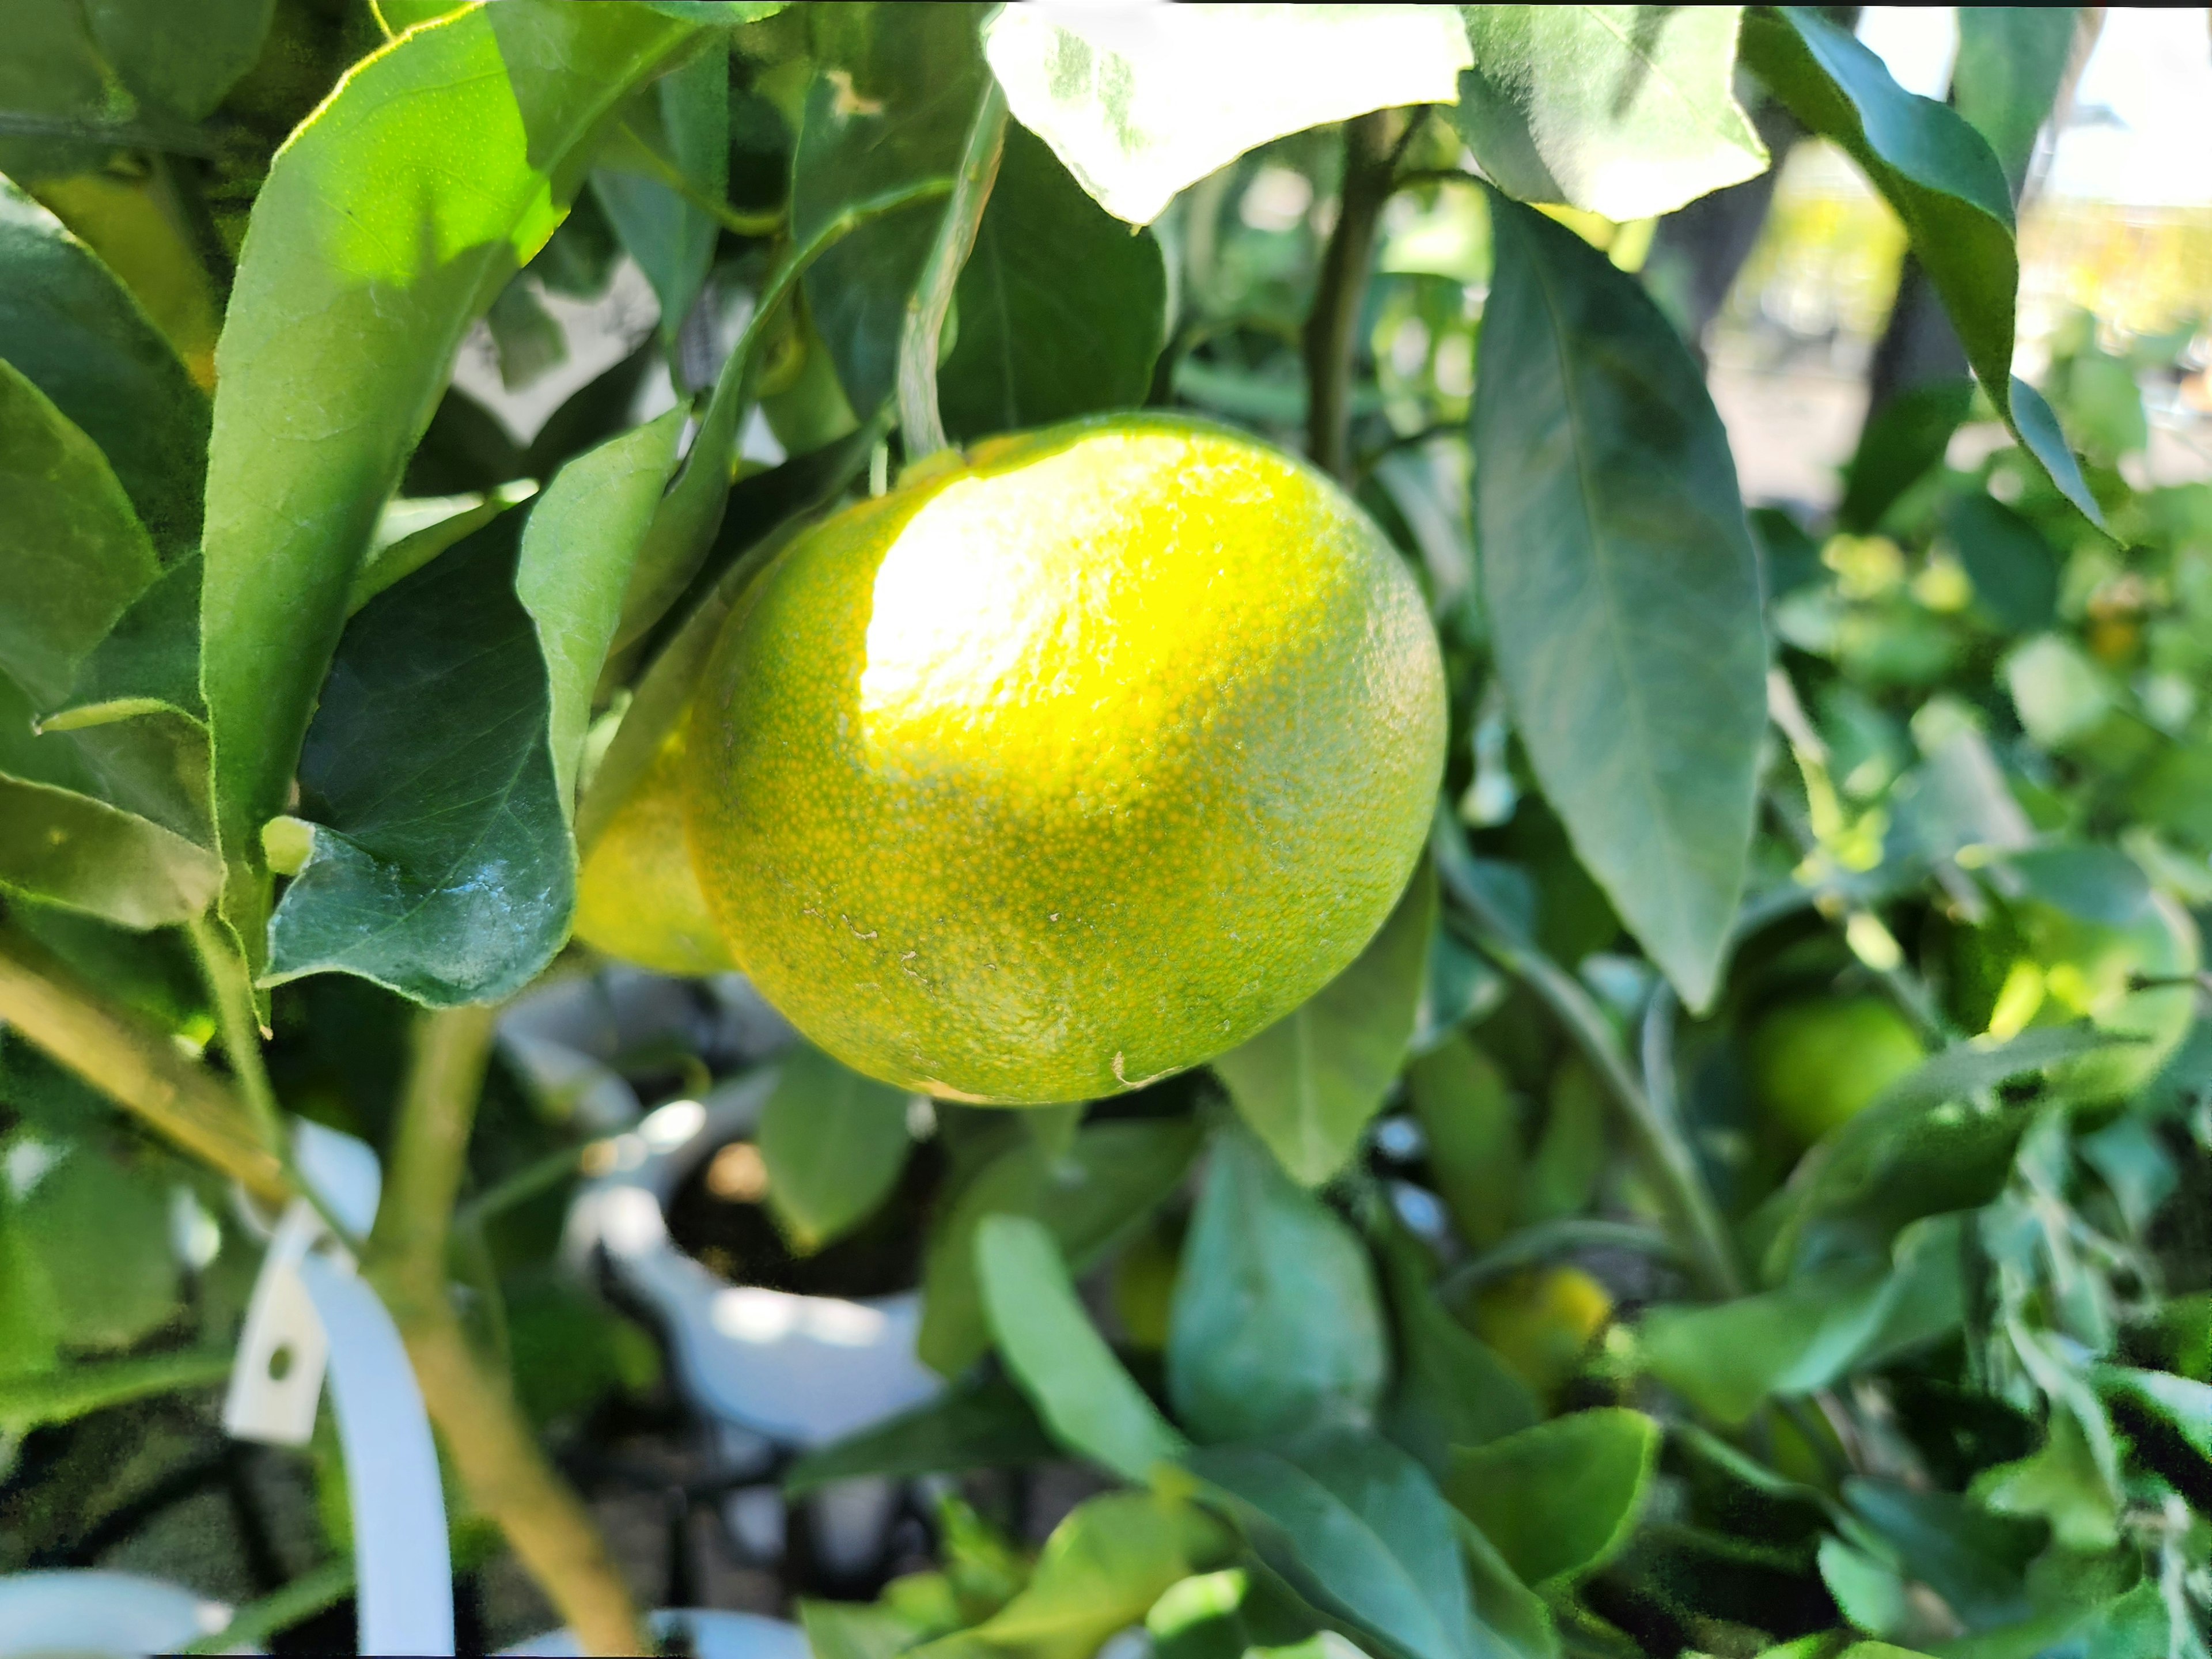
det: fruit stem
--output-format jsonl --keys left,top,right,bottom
{"left": 1431, "top": 810, "right": 1745, "bottom": 1299}
{"left": 1304, "top": 112, "right": 1397, "bottom": 482}
{"left": 896, "top": 78, "right": 1010, "bottom": 461}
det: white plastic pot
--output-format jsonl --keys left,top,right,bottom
{"left": 0, "top": 1570, "right": 244, "bottom": 1657}
{"left": 502, "top": 1607, "right": 810, "bottom": 1659}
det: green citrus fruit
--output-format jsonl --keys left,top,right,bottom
{"left": 574, "top": 721, "right": 738, "bottom": 978}
{"left": 1748, "top": 995, "right": 1927, "bottom": 1146}
{"left": 684, "top": 414, "right": 1446, "bottom": 1104}
{"left": 1469, "top": 1266, "right": 1612, "bottom": 1396}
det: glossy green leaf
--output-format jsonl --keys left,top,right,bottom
{"left": 266, "top": 516, "right": 570, "bottom": 1005}
{"left": 46, "top": 555, "right": 204, "bottom": 727}
{"left": 0, "top": 175, "right": 206, "bottom": 559}
{"left": 0, "top": 774, "right": 219, "bottom": 929}
{"left": 756, "top": 1043, "right": 915, "bottom": 1253}
{"left": 958, "top": 1492, "right": 1229, "bottom": 1659}
{"left": 983, "top": 4, "right": 1470, "bottom": 227}
{"left": 1380, "top": 1229, "right": 1539, "bottom": 1475}
{"left": 1444, "top": 1409, "right": 1659, "bottom": 1585}
{"left": 1166, "top": 1130, "right": 1388, "bottom": 1445}
{"left": 1473, "top": 193, "right": 1766, "bottom": 1012}
{"left": 1406, "top": 1037, "right": 1521, "bottom": 1252}
{"left": 782, "top": 1375, "right": 1054, "bottom": 1497}
{"left": 792, "top": 1, "right": 986, "bottom": 415}
{"left": 1215, "top": 863, "right": 1434, "bottom": 1185}
{"left": 0, "top": 357, "right": 158, "bottom": 710}
{"left": 918, "top": 1117, "right": 1198, "bottom": 1377}
{"left": 975, "top": 1214, "right": 1187, "bottom": 1483}
{"left": 200, "top": 1, "right": 699, "bottom": 965}
{"left": 84, "top": 0, "right": 274, "bottom": 120}
{"left": 1639, "top": 1214, "right": 1965, "bottom": 1423}
{"left": 590, "top": 37, "right": 728, "bottom": 342}
{"left": 514, "top": 406, "right": 685, "bottom": 816}
{"left": 936, "top": 120, "right": 1166, "bottom": 441}
{"left": 1739, "top": 7, "right": 2101, "bottom": 527}
{"left": 1188, "top": 1426, "right": 1480, "bottom": 1659}
{"left": 1952, "top": 7, "right": 2078, "bottom": 196}
{"left": 1454, "top": 6, "right": 1768, "bottom": 219}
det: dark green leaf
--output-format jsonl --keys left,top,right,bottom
{"left": 919, "top": 1117, "right": 1198, "bottom": 1377}
{"left": 1413, "top": 922, "right": 1509, "bottom": 1057}
{"left": 1215, "top": 863, "right": 1434, "bottom": 1185}
{"left": 757, "top": 1043, "right": 915, "bottom": 1253}
{"left": 514, "top": 406, "right": 685, "bottom": 816}
{"left": 936, "top": 120, "right": 1165, "bottom": 440}
{"left": 200, "top": 2, "right": 700, "bottom": 967}
{"left": 1640, "top": 1214, "right": 1965, "bottom": 1423}
{"left": 1188, "top": 1425, "right": 1480, "bottom": 1659}
{"left": 1453, "top": 1516, "right": 1560, "bottom": 1659}
{"left": 1952, "top": 7, "right": 2078, "bottom": 196}
{"left": 1473, "top": 193, "right": 1766, "bottom": 1012}
{"left": 1838, "top": 378, "right": 1975, "bottom": 534}
{"left": 45, "top": 554, "right": 203, "bottom": 726}
{"left": 0, "top": 1346, "right": 231, "bottom": 1431}
{"left": 783, "top": 1374, "right": 1055, "bottom": 1496}
{"left": 0, "top": 357, "right": 158, "bottom": 711}
{"left": 18, "top": 1142, "right": 179, "bottom": 1351}
{"left": 1167, "top": 1130, "right": 1388, "bottom": 1445}
{"left": 1946, "top": 491, "right": 2057, "bottom": 634}
{"left": 1842, "top": 1479, "right": 2037, "bottom": 1630}
{"left": 1379, "top": 1229, "right": 1539, "bottom": 1475}
{"left": 1454, "top": 6, "right": 1768, "bottom": 219}
{"left": 590, "top": 37, "right": 728, "bottom": 343}
{"left": 0, "top": 0, "right": 122, "bottom": 183}
{"left": 0, "top": 774, "right": 218, "bottom": 929}
{"left": 84, "top": 0, "right": 274, "bottom": 120}
{"left": 350, "top": 487, "right": 536, "bottom": 617}
{"left": 982, "top": 5, "right": 1469, "bottom": 226}
{"left": 976, "top": 1213, "right": 1187, "bottom": 1482}
{"left": 791, "top": 2, "right": 985, "bottom": 414}
{"left": 0, "top": 176, "right": 206, "bottom": 559}
{"left": 1739, "top": 7, "right": 2101, "bottom": 527}
{"left": 1444, "top": 1409, "right": 1660, "bottom": 1585}
{"left": 266, "top": 516, "right": 570, "bottom": 1005}
{"left": 1406, "top": 1036, "right": 1521, "bottom": 1251}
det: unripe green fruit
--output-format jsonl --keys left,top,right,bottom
{"left": 1749, "top": 995, "right": 1927, "bottom": 1146}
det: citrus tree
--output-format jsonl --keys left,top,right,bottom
{"left": 3, "top": 3, "right": 2211, "bottom": 1656}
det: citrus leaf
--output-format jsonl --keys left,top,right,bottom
{"left": 1443, "top": 1409, "right": 1659, "bottom": 1585}
{"left": 1454, "top": 6, "right": 1768, "bottom": 219}
{"left": 919, "top": 1118, "right": 1199, "bottom": 1376}
{"left": 937, "top": 120, "right": 1168, "bottom": 441}
{"left": 1473, "top": 194, "right": 1766, "bottom": 1012}
{"left": 0, "top": 774, "right": 219, "bottom": 929}
{"left": 756, "top": 1043, "right": 915, "bottom": 1254}
{"left": 266, "top": 513, "right": 570, "bottom": 1005}
{"left": 1952, "top": 6, "right": 2078, "bottom": 196}
{"left": 0, "top": 1347, "right": 232, "bottom": 1433}
{"left": 791, "top": 1, "right": 986, "bottom": 415}
{"left": 590, "top": 36, "right": 728, "bottom": 343}
{"left": 0, "top": 356, "right": 159, "bottom": 711}
{"left": 1187, "top": 1425, "right": 1480, "bottom": 1659}
{"left": 1166, "top": 1130, "right": 1388, "bottom": 1445}
{"left": 975, "top": 1214, "right": 1188, "bottom": 1483}
{"left": 983, "top": 5, "right": 1471, "bottom": 228}
{"left": 1838, "top": 378, "right": 1976, "bottom": 535}
{"left": 200, "top": 1, "right": 699, "bottom": 968}
{"left": 782, "top": 1375, "right": 1054, "bottom": 1497}
{"left": 1215, "top": 862, "right": 1434, "bottom": 1185}
{"left": 1739, "top": 7, "right": 2102, "bottom": 527}
{"left": 17, "top": 1141, "right": 180, "bottom": 1352}
{"left": 0, "top": 176, "right": 206, "bottom": 559}
{"left": 1405, "top": 1036, "right": 1521, "bottom": 1252}
{"left": 46, "top": 555, "right": 204, "bottom": 726}
{"left": 514, "top": 404, "right": 685, "bottom": 818}
{"left": 82, "top": 0, "right": 273, "bottom": 121}
{"left": 961, "top": 1492, "right": 1229, "bottom": 1659}
{"left": 1378, "top": 1228, "right": 1539, "bottom": 1476}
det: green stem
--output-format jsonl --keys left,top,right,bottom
{"left": 616, "top": 117, "right": 783, "bottom": 238}
{"left": 366, "top": 1004, "right": 499, "bottom": 1299}
{"left": 1437, "top": 1217, "right": 1680, "bottom": 1302}
{"left": 1431, "top": 808, "right": 1744, "bottom": 1298}
{"left": 456, "top": 1142, "right": 587, "bottom": 1232}
{"left": 180, "top": 1559, "right": 355, "bottom": 1656}
{"left": 1304, "top": 111, "right": 1396, "bottom": 481}
{"left": 895, "top": 81, "right": 1010, "bottom": 461}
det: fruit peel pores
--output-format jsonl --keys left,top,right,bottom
{"left": 685, "top": 414, "right": 1446, "bottom": 1104}
{"left": 574, "top": 719, "right": 740, "bottom": 978}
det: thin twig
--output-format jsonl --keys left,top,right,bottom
{"left": 1430, "top": 809, "right": 1744, "bottom": 1298}
{"left": 615, "top": 118, "right": 783, "bottom": 238}
{"left": 456, "top": 1142, "right": 588, "bottom": 1232}
{"left": 1304, "top": 111, "right": 1397, "bottom": 481}
{"left": 896, "top": 81, "right": 1010, "bottom": 460}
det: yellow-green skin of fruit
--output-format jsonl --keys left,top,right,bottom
{"left": 1749, "top": 996, "right": 1927, "bottom": 1146}
{"left": 685, "top": 414, "right": 1446, "bottom": 1104}
{"left": 574, "top": 722, "right": 738, "bottom": 978}
{"left": 2022, "top": 891, "right": 2199, "bottom": 1100}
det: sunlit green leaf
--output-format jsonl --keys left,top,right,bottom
{"left": 757, "top": 1043, "right": 914, "bottom": 1253}
{"left": 1474, "top": 192, "right": 1766, "bottom": 1012}
{"left": 1167, "top": 1130, "right": 1388, "bottom": 1444}
{"left": 1444, "top": 1409, "right": 1659, "bottom": 1585}
{"left": 1455, "top": 7, "right": 1768, "bottom": 219}
{"left": 976, "top": 1213, "right": 1187, "bottom": 1482}
{"left": 201, "top": 1, "right": 700, "bottom": 967}
{"left": 983, "top": 4, "right": 1470, "bottom": 227}
{"left": 1214, "top": 863, "right": 1433, "bottom": 1185}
